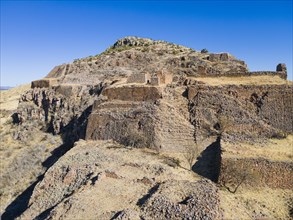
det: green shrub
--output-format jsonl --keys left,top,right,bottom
{"left": 201, "top": 48, "right": 209, "bottom": 53}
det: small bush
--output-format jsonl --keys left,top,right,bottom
{"left": 201, "top": 48, "right": 209, "bottom": 53}
{"left": 220, "top": 162, "right": 260, "bottom": 193}
{"left": 172, "top": 50, "right": 180, "bottom": 55}
{"left": 164, "top": 157, "right": 181, "bottom": 168}
{"left": 102, "top": 45, "right": 134, "bottom": 55}
{"left": 271, "top": 130, "right": 288, "bottom": 139}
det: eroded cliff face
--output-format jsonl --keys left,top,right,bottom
{"left": 13, "top": 84, "right": 105, "bottom": 143}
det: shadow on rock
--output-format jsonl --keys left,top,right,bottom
{"left": 1, "top": 178, "right": 40, "bottom": 220}
{"left": 1, "top": 141, "right": 74, "bottom": 220}
{"left": 192, "top": 136, "right": 222, "bottom": 182}
{"left": 136, "top": 183, "right": 160, "bottom": 207}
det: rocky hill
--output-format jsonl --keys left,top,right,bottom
{"left": 1, "top": 37, "right": 292, "bottom": 219}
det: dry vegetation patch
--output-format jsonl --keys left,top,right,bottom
{"left": 0, "top": 84, "right": 63, "bottom": 213}
{"left": 220, "top": 187, "right": 293, "bottom": 219}
{"left": 222, "top": 135, "right": 293, "bottom": 162}
{"left": 191, "top": 75, "right": 292, "bottom": 86}
{"left": 0, "top": 84, "right": 30, "bottom": 111}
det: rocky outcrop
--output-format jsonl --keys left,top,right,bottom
{"left": 102, "top": 85, "right": 162, "bottom": 102}
{"left": 16, "top": 140, "right": 221, "bottom": 220}
{"left": 141, "top": 179, "right": 222, "bottom": 219}
{"left": 15, "top": 84, "right": 101, "bottom": 142}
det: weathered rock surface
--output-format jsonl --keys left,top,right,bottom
{"left": 17, "top": 140, "right": 220, "bottom": 220}
{"left": 141, "top": 179, "right": 222, "bottom": 219}
{"left": 15, "top": 85, "right": 101, "bottom": 142}
{"left": 86, "top": 100, "right": 156, "bottom": 148}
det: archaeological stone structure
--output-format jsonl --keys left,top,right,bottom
{"left": 126, "top": 70, "right": 173, "bottom": 86}
{"left": 22, "top": 37, "right": 292, "bottom": 153}
{"left": 22, "top": 37, "right": 291, "bottom": 151}
{"left": 3, "top": 36, "right": 292, "bottom": 220}
{"left": 126, "top": 72, "right": 151, "bottom": 84}
{"left": 13, "top": 36, "right": 292, "bottom": 185}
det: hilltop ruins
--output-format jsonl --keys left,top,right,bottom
{"left": 2, "top": 37, "right": 292, "bottom": 219}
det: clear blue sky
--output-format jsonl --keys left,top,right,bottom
{"left": 1, "top": 0, "right": 292, "bottom": 86}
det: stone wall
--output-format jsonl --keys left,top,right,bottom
{"left": 208, "top": 53, "right": 229, "bottom": 62}
{"left": 150, "top": 76, "right": 159, "bottom": 85}
{"left": 127, "top": 72, "right": 173, "bottom": 85}
{"left": 194, "top": 62, "right": 288, "bottom": 79}
{"left": 219, "top": 157, "right": 293, "bottom": 189}
{"left": 86, "top": 85, "right": 161, "bottom": 148}
{"left": 163, "top": 73, "right": 173, "bottom": 84}
{"left": 45, "top": 64, "right": 67, "bottom": 78}
{"left": 156, "top": 71, "right": 173, "bottom": 84}
{"left": 86, "top": 85, "right": 196, "bottom": 152}
{"left": 193, "top": 66, "right": 250, "bottom": 77}
{"left": 31, "top": 78, "right": 58, "bottom": 88}
{"left": 86, "top": 85, "right": 161, "bottom": 147}
{"left": 249, "top": 71, "right": 287, "bottom": 80}
{"left": 52, "top": 84, "right": 88, "bottom": 97}
{"left": 188, "top": 84, "right": 293, "bottom": 141}
{"left": 102, "top": 86, "right": 162, "bottom": 102}
{"left": 127, "top": 73, "right": 150, "bottom": 84}
{"left": 85, "top": 101, "right": 156, "bottom": 148}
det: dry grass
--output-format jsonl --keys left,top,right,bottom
{"left": 220, "top": 187, "right": 293, "bottom": 219}
{"left": 0, "top": 84, "right": 63, "bottom": 213}
{"left": 0, "top": 84, "right": 30, "bottom": 111}
{"left": 222, "top": 135, "right": 293, "bottom": 162}
{"left": 0, "top": 120, "right": 62, "bottom": 213}
{"left": 190, "top": 75, "right": 292, "bottom": 86}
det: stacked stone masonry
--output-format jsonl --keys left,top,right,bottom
{"left": 126, "top": 70, "right": 173, "bottom": 86}
{"left": 188, "top": 84, "right": 293, "bottom": 141}
{"left": 219, "top": 157, "right": 293, "bottom": 189}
